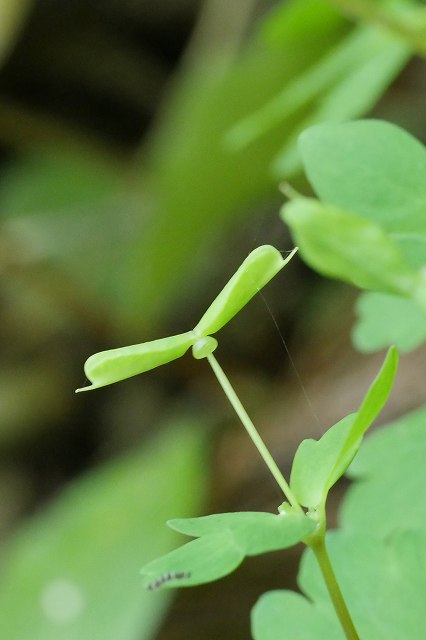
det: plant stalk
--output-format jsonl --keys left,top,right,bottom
{"left": 206, "top": 353, "right": 302, "bottom": 511}
{"left": 310, "top": 535, "right": 360, "bottom": 640}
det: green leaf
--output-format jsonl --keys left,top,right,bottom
{"left": 327, "top": 346, "right": 398, "bottom": 485}
{"left": 391, "top": 233, "right": 426, "bottom": 270}
{"left": 252, "top": 590, "right": 342, "bottom": 640}
{"left": 141, "top": 533, "right": 244, "bottom": 590}
{"left": 353, "top": 291, "right": 426, "bottom": 353}
{"left": 194, "top": 246, "right": 297, "bottom": 337}
{"left": 341, "top": 404, "right": 426, "bottom": 536}
{"left": 273, "top": 30, "right": 409, "bottom": 177}
{"left": 168, "top": 511, "right": 315, "bottom": 556}
{"left": 142, "top": 510, "right": 314, "bottom": 590}
{"left": 76, "top": 331, "right": 196, "bottom": 392}
{"left": 290, "top": 347, "right": 398, "bottom": 508}
{"left": 298, "top": 119, "right": 426, "bottom": 234}
{"left": 290, "top": 414, "right": 355, "bottom": 508}
{"left": 0, "top": 422, "right": 207, "bottom": 640}
{"left": 282, "top": 197, "right": 420, "bottom": 296}
{"left": 252, "top": 530, "right": 426, "bottom": 639}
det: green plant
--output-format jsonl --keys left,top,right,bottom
{"left": 1, "top": 2, "right": 425, "bottom": 638}
{"left": 78, "top": 238, "right": 400, "bottom": 640}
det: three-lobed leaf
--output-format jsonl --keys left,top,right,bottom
{"left": 353, "top": 291, "right": 426, "bottom": 353}
{"left": 298, "top": 119, "right": 426, "bottom": 234}
{"left": 283, "top": 119, "right": 426, "bottom": 354}
{"left": 141, "top": 511, "right": 315, "bottom": 590}
{"left": 341, "top": 404, "right": 426, "bottom": 536}
{"left": 168, "top": 511, "right": 315, "bottom": 556}
{"left": 252, "top": 530, "right": 426, "bottom": 640}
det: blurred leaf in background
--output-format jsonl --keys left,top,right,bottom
{"left": 0, "top": 0, "right": 33, "bottom": 64}
{"left": 0, "top": 421, "right": 207, "bottom": 640}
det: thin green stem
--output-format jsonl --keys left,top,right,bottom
{"left": 310, "top": 535, "right": 360, "bottom": 640}
{"left": 206, "top": 352, "right": 302, "bottom": 511}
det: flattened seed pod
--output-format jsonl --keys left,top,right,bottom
{"left": 194, "top": 246, "right": 297, "bottom": 337}
{"left": 76, "top": 332, "right": 196, "bottom": 392}
{"left": 76, "top": 245, "right": 298, "bottom": 392}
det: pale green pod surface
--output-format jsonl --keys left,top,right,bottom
{"left": 194, "top": 245, "right": 297, "bottom": 337}
{"left": 76, "top": 331, "right": 196, "bottom": 392}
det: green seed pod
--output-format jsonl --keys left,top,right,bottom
{"left": 76, "top": 331, "right": 196, "bottom": 392}
{"left": 76, "top": 245, "right": 297, "bottom": 392}
{"left": 194, "top": 246, "right": 297, "bottom": 337}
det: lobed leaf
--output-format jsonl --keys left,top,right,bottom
{"left": 252, "top": 589, "right": 342, "bottom": 640}
{"left": 142, "top": 510, "right": 314, "bottom": 591}
{"left": 194, "top": 246, "right": 297, "bottom": 337}
{"left": 76, "top": 332, "right": 195, "bottom": 392}
{"left": 253, "top": 530, "right": 426, "bottom": 639}
{"left": 141, "top": 533, "right": 244, "bottom": 590}
{"left": 341, "top": 405, "right": 426, "bottom": 536}
{"left": 353, "top": 291, "right": 426, "bottom": 353}
{"left": 168, "top": 511, "right": 315, "bottom": 556}
{"left": 298, "top": 119, "right": 426, "bottom": 234}
{"left": 282, "top": 197, "right": 420, "bottom": 296}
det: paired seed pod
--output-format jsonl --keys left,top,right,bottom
{"left": 76, "top": 245, "right": 297, "bottom": 392}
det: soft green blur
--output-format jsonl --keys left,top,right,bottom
{"left": 0, "top": 1, "right": 423, "bottom": 639}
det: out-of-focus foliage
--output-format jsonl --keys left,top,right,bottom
{"left": 283, "top": 119, "right": 426, "bottom": 353}
{"left": 0, "top": 422, "right": 207, "bottom": 640}
{"left": 0, "top": 0, "right": 33, "bottom": 63}
{"left": 0, "top": 0, "right": 410, "bottom": 328}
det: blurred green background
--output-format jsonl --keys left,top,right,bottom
{"left": 0, "top": 1, "right": 425, "bottom": 638}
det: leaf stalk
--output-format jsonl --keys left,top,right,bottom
{"left": 206, "top": 353, "right": 302, "bottom": 512}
